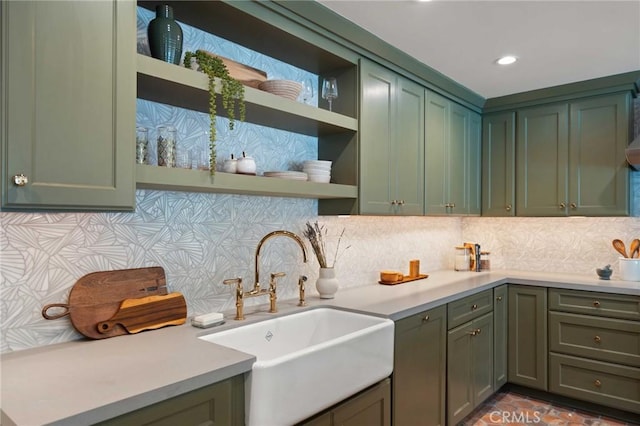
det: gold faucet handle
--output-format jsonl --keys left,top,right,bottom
{"left": 269, "top": 272, "right": 286, "bottom": 289}
{"left": 298, "top": 275, "right": 308, "bottom": 306}
{"left": 223, "top": 277, "right": 243, "bottom": 290}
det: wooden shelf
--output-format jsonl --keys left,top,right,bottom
{"left": 137, "top": 54, "right": 358, "bottom": 137}
{"left": 135, "top": 165, "right": 358, "bottom": 199}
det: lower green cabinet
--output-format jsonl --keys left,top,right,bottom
{"left": 447, "top": 311, "right": 494, "bottom": 425}
{"left": 95, "top": 375, "right": 244, "bottom": 426}
{"left": 508, "top": 285, "right": 548, "bottom": 390}
{"left": 301, "top": 378, "right": 391, "bottom": 426}
{"left": 392, "top": 305, "right": 447, "bottom": 426}
{"left": 493, "top": 285, "right": 508, "bottom": 389}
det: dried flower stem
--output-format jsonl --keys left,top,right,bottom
{"left": 303, "top": 221, "right": 349, "bottom": 268}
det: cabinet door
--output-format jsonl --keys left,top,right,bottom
{"left": 1, "top": 0, "right": 136, "bottom": 210}
{"left": 359, "top": 60, "right": 395, "bottom": 214}
{"left": 482, "top": 112, "right": 516, "bottom": 216}
{"left": 516, "top": 103, "right": 569, "bottom": 216}
{"left": 494, "top": 285, "right": 509, "bottom": 389}
{"left": 569, "top": 92, "right": 631, "bottom": 216}
{"left": 447, "top": 320, "right": 475, "bottom": 425}
{"left": 508, "top": 285, "right": 548, "bottom": 390}
{"left": 425, "top": 90, "right": 450, "bottom": 215}
{"left": 394, "top": 77, "right": 425, "bottom": 215}
{"left": 393, "top": 305, "right": 446, "bottom": 426}
{"left": 467, "top": 110, "right": 482, "bottom": 215}
{"left": 333, "top": 378, "right": 391, "bottom": 426}
{"left": 473, "top": 312, "right": 495, "bottom": 406}
{"left": 448, "top": 102, "right": 469, "bottom": 213}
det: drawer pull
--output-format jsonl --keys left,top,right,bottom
{"left": 593, "top": 301, "right": 601, "bottom": 308}
{"left": 467, "top": 329, "right": 478, "bottom": 336}
{"left": 594, "top": 335, "right": 602, "bottom": 344}
{"left": 471, "top": 304, "right": 478, "bottom": 310}
{"left": 594, "top": 379, "right": 602, "bottom": 388}
{"left": 423, "top": 315, "right": 430, "bottom": 322}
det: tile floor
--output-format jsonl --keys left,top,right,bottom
{"left": 460, "top": 390, "right": 636, "bottom": 426}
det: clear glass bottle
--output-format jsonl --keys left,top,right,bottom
{"left": 454, "top": 246, "right": 470, "bottom": 271}
{"left": 157, "top": 125, "right": 177, "bottom": 167}
{"left": 136, "top": 127, "right": 148, "bottom": 165}
{"left": 480, "top": 251, "right": 491, "bottom": 271}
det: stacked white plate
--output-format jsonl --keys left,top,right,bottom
{"left": 303, "top": 160, "right": 332, "bottom": 183}
{"left": 263, "top": 171, "right": 308, "bottom": 180}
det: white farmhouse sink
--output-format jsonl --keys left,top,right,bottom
{"left": 199, "top": 307, "right": 394, "bottom": 426}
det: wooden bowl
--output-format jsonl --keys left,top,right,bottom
{"left": 380, "top": 270, "right": 403, "bottom": 283}
{"left": 258, "top": 79, "right": 302, "bottom": 100}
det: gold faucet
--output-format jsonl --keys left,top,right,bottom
{"left": 224, "top": 230, "right": 308, "bottom": 320}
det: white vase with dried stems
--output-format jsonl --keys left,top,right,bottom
{"left": 303, "top": 221, "right": 349, "bottom": 299}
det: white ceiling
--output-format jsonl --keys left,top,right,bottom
{"left": 317, "top": 0, "right": 640, "bottom": 99}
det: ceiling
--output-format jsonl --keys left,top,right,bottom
{"left": 316, "top": 0, "right": 640, "bottom": 99}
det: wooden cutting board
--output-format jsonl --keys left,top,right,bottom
{"left": 97, "top": 292, "right": 187, "bottom": 334}
{"left": 42, "top": 267, "right": 168, "bottom": 339}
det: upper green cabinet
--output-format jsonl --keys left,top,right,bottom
{"left": 482, "top": 112, "right": 516, "bottom": 216}
{"left": 359, "top": 59, "right": 424, "bottom": 215}
{"left": 515, "top": 92, "right": 631, "bottom": 216}
{"left": 425, "top": 91, "right": 481, "bottom": 216}
{"left": 1, "top": 0, "right": 136, "bottom": 211}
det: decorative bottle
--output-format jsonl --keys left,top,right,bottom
{"left": 147, "top": 4, "right": 183, "bottom": 65}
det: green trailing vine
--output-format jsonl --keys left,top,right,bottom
{"left": 183, "top": 50, "right": 245, "bottom": 175}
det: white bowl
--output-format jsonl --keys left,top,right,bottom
{"left": 619, "top": 257, "right": 640, "bottom": 281}
{"left": 303, "top": 160, "right": 332, "bottom": 168}
{"left": 308, "top": 174, "right": 331, "bottom": 183}
{"left": 303, "top": 165, "right": 331, "bottom": 173}
{"left": 303, "top": 169, "right": 331, "bottom": 176}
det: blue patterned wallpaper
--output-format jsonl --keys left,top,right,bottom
{"left": 0, "top": 9, "right": 638, "bottom": 352}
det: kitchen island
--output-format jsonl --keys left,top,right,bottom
{"left": 1, "top": 270, "right": 638, "bottom": 425}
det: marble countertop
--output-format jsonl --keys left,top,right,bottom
{"left": 1, "top": 269, "right": 638, "bottom": 425}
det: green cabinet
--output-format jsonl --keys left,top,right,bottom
{"left": 425, "top": 91, "right": 481, "bottom": 215}
{"left": 516, "top": 93, "right": 631, "bottom": 216}
{"left": 493, "top": 285, "right": 508, "bottom": 389}
{"left": 1, "top": 0, "right": 136, "bottom": 211}
{"left": 508, "top": 285, "right": 547, "bottom": 390}
{"left": 301, "top": 378, "right": 391, "bottom": 426}
{"left": 96, "top": 375, "right": 244, "bottom": 426}
{"left": 482, "top": 112, "right": 516, "bottom": 216}
{"left": 359, "top": 59, "right": 424, "bottom": 215}
{"left": 447, "top": 311, "right": 494, "bottom": 425}
{"left": 392, "top": 305, "right": 446, "bottom": 426}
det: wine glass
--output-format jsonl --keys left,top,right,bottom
{"left": 301, "top": 78, "right": 315, "bottom": 105}
{"left": 321, "top": 77, "right": 338, "bottom": 111}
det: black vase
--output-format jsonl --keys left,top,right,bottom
{"left": 147, "top": 4, "right": 183, "bottom": 65}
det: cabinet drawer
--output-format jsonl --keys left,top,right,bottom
{"left": 448, "top": 289, "right": 493, "bottom": 330}
{"left": 549, "top": 311, "right": 640, "bottom": 367}
{"left": 549, "top": 288, "right": 640, "bottom": 321}
{"left": 549, "top": 353, "right": 640, "bottom": 414}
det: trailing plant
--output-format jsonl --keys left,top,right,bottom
{"left": 183, "top": 50, "right": 245, "bottom": 174}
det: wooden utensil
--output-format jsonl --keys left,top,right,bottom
{"left": 630, "top": 239, "right": 640, "bottom": 258}
{"left": 612, "top": 239, "right": 628, "bottom": 258}
{"left": 97, "top": 292, "right": 187, "bottom": 334}
{"left": 41, "top": 267, "right": 168, "bottom": 339}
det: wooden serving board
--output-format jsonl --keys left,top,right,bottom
{"left": 379, "top": 274, "right": 429, "bottom": 286}
{"left": 200, "top": 50, "right": 268, "bottom": 88}
{"left": 42, "top": 267, "right": 168, "bottom": 339}
{"left": 97, "top": 293, "right": 186, "bottom": 334}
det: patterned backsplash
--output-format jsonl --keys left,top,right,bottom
{"left": 0, "top": 8, "right": 638, "bottom": 352}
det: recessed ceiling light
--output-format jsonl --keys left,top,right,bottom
{"left": 496, "top": 55, "right": 517, "bottom": 65}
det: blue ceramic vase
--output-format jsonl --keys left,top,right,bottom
{"left": 147, "top": 4, "right": 183, "bottom": 65}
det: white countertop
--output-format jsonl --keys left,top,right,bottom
{"left": 2, "top": 269, "right": 638, "bottom": 425}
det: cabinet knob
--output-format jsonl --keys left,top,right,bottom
{"left": 570, "top": 202, "right": 577, "bottom": 209}
{"left": 559, "top": 202, "right": 566, "bottom": 209}
{"left": 505, "top": 204, "right": 512, "bottom": 212}
{"left": 467, "top": 329, "right": 477, "bottom": 336}
{"left": 397, "top": 200, "right": 405, "bottom": 206}
{"left": 594, "top": 379, "right": 602, "bottom": 388}
{"left": 594, "top": 335, "right": 602, "bottom": 344}
{"left": 12, "top": 173, "right": 28, "bottom": 187}
{"left": 471, "top": 303, "right": 478, "bottom": 310}
{"left": 475, "top": 328, "right": 481, "bottom": 335}
{"left": 593, "top": 301, "right": 601, "bottom": 308}
{"left": 422, "top": 315, "right": 430, "bottom": 322}
{"left": 496, "top": 296, "right": 503, "bottom": 302}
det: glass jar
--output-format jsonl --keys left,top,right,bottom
{"left": 480, "top": 251, "right": 491, "bottom": 271}
{"left": 157, "top": 125, "right": 177, "bottom": 167}
{"left": 136, "top": 126, "right": 148, "bottom": 164}
{"left": 454, "top": 246, "right": 470, "bottom": 271}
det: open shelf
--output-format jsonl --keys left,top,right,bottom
{"left": 137, "top": 54, "right": 358, "bottom": 137}
{"left": 136, "top": 165, "right": 358, "bottom": 199}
